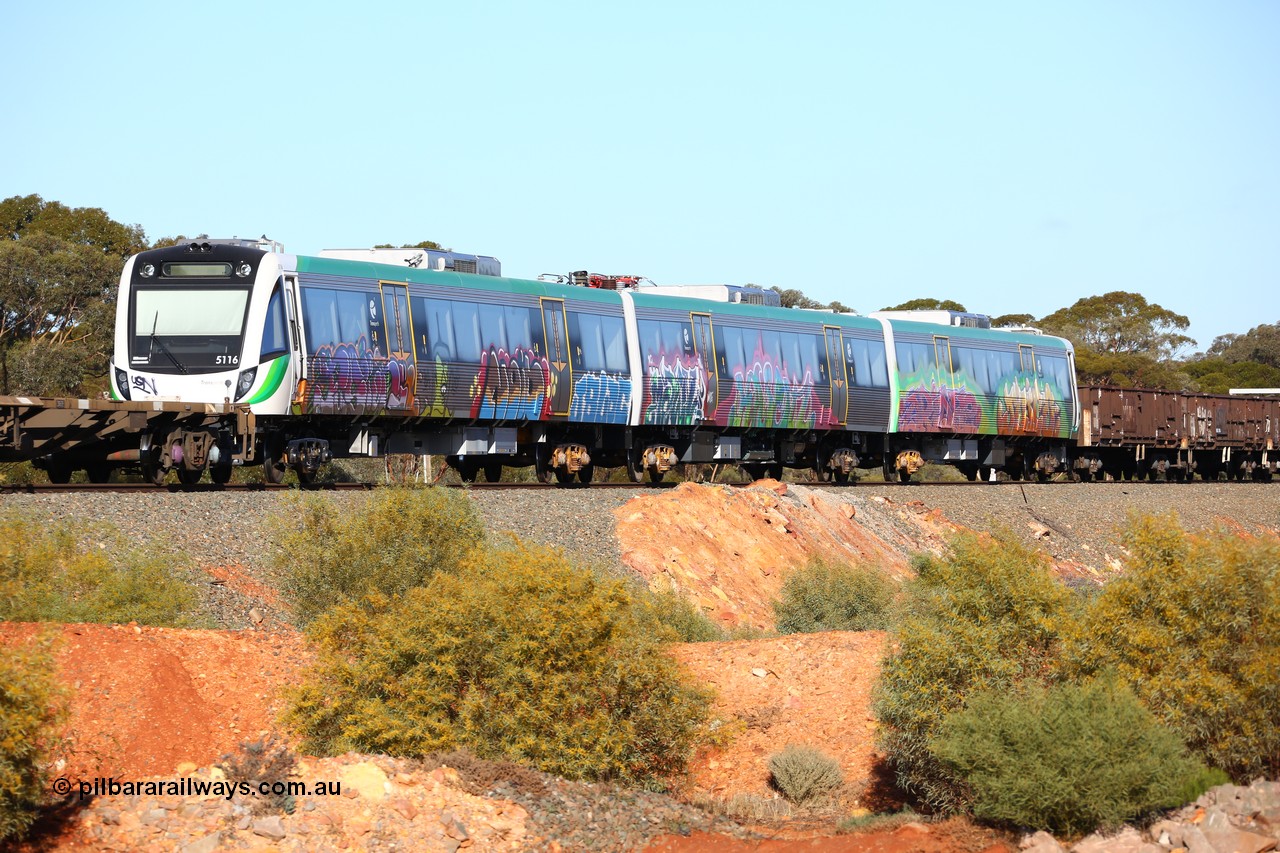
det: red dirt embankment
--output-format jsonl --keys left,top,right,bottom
{"left": 0, "top": 622, "right": 308, "bottom": 781}
{"left": 615, "top": 480, "right": 957, "bottom": 630}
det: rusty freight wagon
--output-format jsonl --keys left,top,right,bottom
{"left": 1078, "top": 385, "right": 1279, "bottom": 481}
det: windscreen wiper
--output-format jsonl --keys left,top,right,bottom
{"left": 150, "top": 312, "right": 188, "bottom": 375}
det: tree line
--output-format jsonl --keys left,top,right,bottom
{"left": 3, "top": 193, "right": 1277, "bottom": 397}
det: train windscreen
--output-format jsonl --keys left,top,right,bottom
{"left": 130, "top": 288, "right": 250, "bottom": 373}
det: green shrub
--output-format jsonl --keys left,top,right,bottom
{"left": 773, "top": 557, "right": 895, "bottom": 634}
{"left": 874, "top": 530, "right": 1071, "bottom": 813}
{"left": 933, "top": 679, "right": 1204, "bottom": 836}
{"left": 768, "top": 745, "right": 844, "bottom": 804}
{"left": 1062, "top": 513, "right": 1280, "bottom": 780}
{"left": 0, "top": 633, "right": 67, "bottom": 842}
{"left": 0, "top": 461, "right": 39, "bottom": 486}
{"left": 635, "top": 584, "right": 727, "bottom": 642}
{"left": 272, "top": 488, "right": 484, "bottom": 625}
{"left": 284, "top": 543, "right": 711, "bottom": 784}
{"left": 0, "top": 514, "right": 200, "bottom": 626}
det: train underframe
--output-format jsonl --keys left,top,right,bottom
{"left": 15, "top": 403, "right": 1279, "bottom": 485}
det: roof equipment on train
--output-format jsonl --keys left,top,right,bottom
{"left": 542, "top": 271, "right": 782, "bottom": 306}
{"left": 870, "top": 310, "right": 992, "bottom": 328}
{"left": 318, "top": 247, "right": 501, "bottom": 276}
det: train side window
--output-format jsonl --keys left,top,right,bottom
{"left": 1039, "top": 354, "right": 1070, "bottom": 391}
{"left": 780, "top": 332, "right": 801, "bottom": 376}
{"left": 954, "top": 346, "right": 988, "bottom": 393}
{"left": 637, "top": 320, "right": 661, "bottom": 362}
{"left": 335, "top": 291, "right": 370, "bottom": 346}
{"left": 301, "top": 287, "right": 340, "bottom": 351}
{"left": 423, "top": 298, "right": 457, "bottom": 361}
{"left": 899, "top": 341, "right": 932, "bottom": 374}
{"left": 719, "top": 326, "right": 746, "bottom": 374}
{"left": 506, "top": 306, "right": 535, "bottom": 350}
{"left": 260, "top": 286, "right": 289, "bottom": 359}
{"left": 601, "top": 314, "right": 627, "bottom": 372}
{"left": 570, "top": 311, "right": 607, "bottom": 371}
{"left": 760, "top": 329, "right": 784, "bottom": 368}
{"left": 479, "top": 303, "right": 508, "bottom": 353}
{"left": 798, "top": 333, "right": 822, "bottom": 381}
{"left": 662, "top": 320, "right": 688, "bottom": 356}
{"left": 410, "top": 296, "right": 433, "bottom": 362}
{"left": 952, "top": 346, "right": 972, "bottom": 385}
{"left": 846, "top": 337, "right": 867, "bottom": 386}
{"left": 866, "top": 340, "right": 888, "bottom": 387}
{"left": 451, "top": 301, "right": 481, "bottom": 363}
{"left": 996, "top": 350, "right": 1017, "bottom": 379}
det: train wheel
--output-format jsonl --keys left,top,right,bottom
{"left": 142, "top": 463, "right": 168, "bottom": 486}
{"left": 554, "top": 468, "right": 573, "bottom": 484}
{"left": 210, "top": 464, "right": 233, "bottom": 484}
{"left": 578, "top": 463, "right": 595, "bottom": 484}
{"left": 483, "top": 462, "right": 503, "bottom": 483}
{"left": 897, "top": 467, "right": 912, "bottom": 484}
{"left": 457, "top": 459, "right": 479, "bottom": 483}
{"left": 262, "top": 437, "right": 286, "bottom": 485}
{"left": 46, "top": 463, "right": 73, "bottom": 484}
{"left": 626, "top": 454, "right": 644, "bottom": 483}
{"left": 648, "top": 468, "right": 664, "bottom": 485}
{"left": 85, "top": 464, "right": 112, "bottom": 484}
{"left": 294, "top": 466, "right": 316, "bottom": 486}
{"left": 832, "top": 468, "right": 850, "bottom": 485}
{"left": 177, "top": 468, "right": 203, "bottom": 486}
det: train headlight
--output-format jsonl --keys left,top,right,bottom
{"left": 236, "top": 262, "right": 252, "bottom": 278}
{"left": 114, "top": 368, "right": 131, "bottom": 401}
{"left": 140, "top": 263, "right": 155, "bottom": 278}
{"left": 234, "top": 367, "right": 257, "bottom": 401}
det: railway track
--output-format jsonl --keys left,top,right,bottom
{"left": 2, "top": 476, "right": 1269, "bottom": 494}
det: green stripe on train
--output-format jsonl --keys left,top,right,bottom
{"left": 245, "top": 356, "right": 289, "bottom": 404}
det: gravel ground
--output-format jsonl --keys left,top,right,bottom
{"left": 4, "top": 481, "right": 1278, "bottom": 628}
{"left": 847, "top": 480, "right": 1280, "bottom": 579}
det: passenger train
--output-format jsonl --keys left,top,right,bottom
{"left": 102, "top": 238, "right": 1083, "bottom": 485}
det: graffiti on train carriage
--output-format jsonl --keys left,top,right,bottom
{"left": 713, "top": 328, "right": 833, "bottom": 429}
{"left": 469, "top": 344, "right": 552, "bottom": 420}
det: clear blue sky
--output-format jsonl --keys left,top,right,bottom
{"left": 4, "top": 1, "right": 1277, "bottom": 353}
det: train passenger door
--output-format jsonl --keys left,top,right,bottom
{"left": 283, "top": 275, "right": 304, "bottom": 379}
{"left": 934, "top": 335, "right": 954, "bottom": 428}
{"left": 540, "top": 297, "right": 572, "bottom": 416}
{"left": 824, "top": 326, "right": 848, "bottom": 426}
{"left": 933, "top": 336, "right": 953, "bottom": 382}
{"left": 380, "top": 283, "right": 415, "bottom": 410}
{"left": 691, "top": 312, "right": 717, "bottom": 418}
